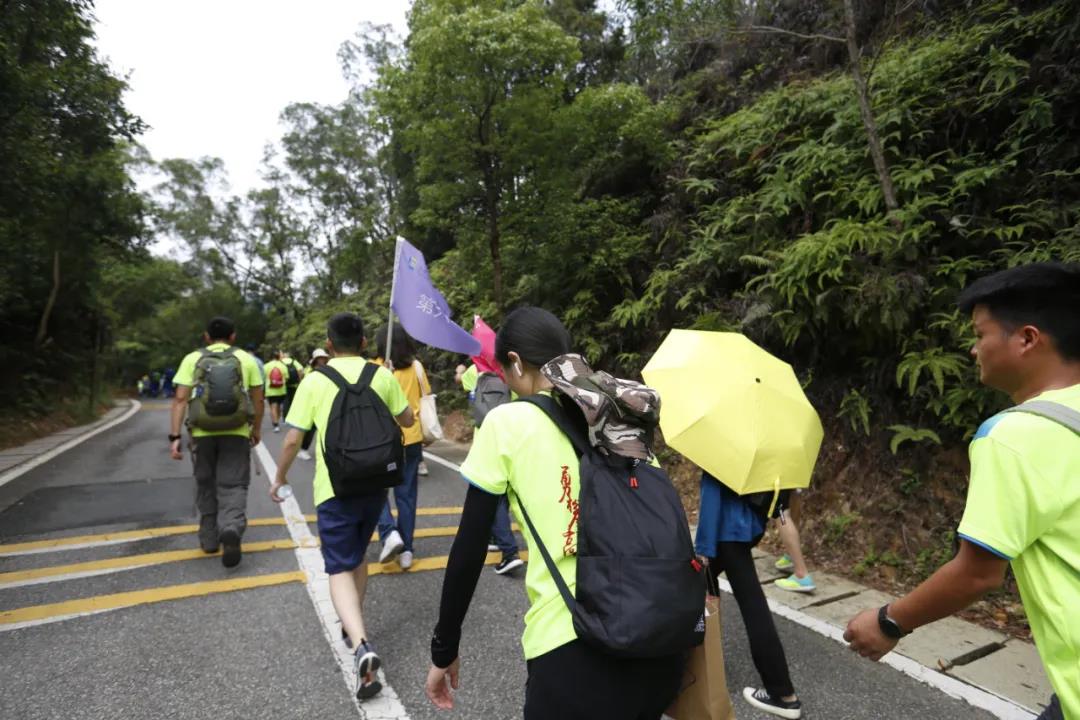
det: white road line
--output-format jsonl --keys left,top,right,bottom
{"left": 0, "top": 400, "right": 142, "bottom": 489}
{"left": 428, "top": 450, "right": 1036, "bottom": 720}
{"left": 254, "top": 442, "right": 411, "bottom": 720}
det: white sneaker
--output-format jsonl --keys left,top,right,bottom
{"left": 273, "top": 425, "right": 280, "bottom": 433}
{"left": 379, "top": 530, "right": 405, "bottom": 563}
{"left": 398, "top": 551, "right": 414, "bottom": 570}
{"left": 418, "top": 461, "right": 429, "bottom": 476}
{"left": 298, "top": 449, "right": 312, "bottom": 460}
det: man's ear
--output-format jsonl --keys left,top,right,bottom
{"left": 1018, "top": 325, "right": 1042, "bottom": 354}
{"left": 202, "top": 332, "right": 211, "bottom": 345}
{"left": 360, "top": 337, "right": 368, "bottom": 352}
{"left": 228, "top": 332, "right": 237, "bottom": 344}
{"left": 325, "top": 338, "right": 333, "bottom": 354}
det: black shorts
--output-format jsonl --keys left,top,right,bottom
{"left": 267, "top": 395, "right": 285, "bottom": 406}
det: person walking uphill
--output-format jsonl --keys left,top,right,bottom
{"left": 425, "top": 307, "right": 700, "bottom": 719}
{"left": 372, "top": 323, "right": 427, "bottom": 571}
{"left": 169, "top": 316, "right": 265, "bottom": 568}
{"left": 845, "top": 262, "right": 1080, "bottom": 720}
{"left": 264, "top": 351, "right": 289, "bottom": 432}
{"left": 270, "top": 312, "right": 414, "bottom": 702}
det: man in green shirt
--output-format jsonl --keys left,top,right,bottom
{"left": 170, "top": 316, "right": 265, "bottom": 568}
{"left": 845, "top": 263, "right": 1080, "bottom": 720}
{"left": 271, "top": 312, "right": 413, "bottom": 702}
{"left": 264, "top": 351, "right": 289, "bottom": 432}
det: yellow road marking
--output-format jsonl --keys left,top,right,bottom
{"left": 0, "top": 508, "right": 469, "bottom": 555}
{"left": 0, "top": 571, "right": 307, "bottom": 626}
{"left": 0, "top": 539, "right": 297, "bottom": 586}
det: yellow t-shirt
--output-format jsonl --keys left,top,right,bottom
{"left": 173, "top": 343, "right": 263, "bottom": 438}
{"left": 373, "top": 358, "right": 430, "bottom": 447}
{"left": 459, "top": 392, "right": 579, "bottom": 660}
{"left": 263, "top": 360, "right": 289, "bottom": 397}
{"left": 284, "top": 356, "right": 409, "bottom": 507}
{"left": 957, "top": 383, "right": 1080, "bottom": 717}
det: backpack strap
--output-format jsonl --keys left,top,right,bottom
{"left": 519, "top": 394, "right": 590, "bottom": 458}
{"left": 1003, "top": 400, "right": 1080, "bottom": 436}
{"left": 516, "top": 495, "right": 578, "bottom": 615}
{"left": 315, "top": 365, "right": 348, "bottom": 390}
{"left": 316, "top": 362, "right": 379, "bottom": 391}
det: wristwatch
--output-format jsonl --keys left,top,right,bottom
{"left": 168, "top": 434, "right": 182, "bottom": 442}
{"left": 878, "top": 604, "right": 910, "bottom": 639}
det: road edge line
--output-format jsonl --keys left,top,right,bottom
{"left": 253, "top": 442, "right": 412, "bottom": 719}
{"left": 0, "top": 399, "right": 142, "bottom": 489}
{"left": 425, "top": 448, "right": 1036, "bottom": 720}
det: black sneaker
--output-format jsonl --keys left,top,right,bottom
{"left": 742, "top": 687, "right": 801, "bottom": 719}
{"left": 354, "top": 641, "right": 382, "bottom": 700}
{"left": 220, "top": 529, "right": 242, "bottom": 568}
{"left": 494, "top": 554, "right": 524, "bottom": 575}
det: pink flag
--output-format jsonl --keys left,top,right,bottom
{"left": 471, "top": 316, "right": 503, "bottom": 379}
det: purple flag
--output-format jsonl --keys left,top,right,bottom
{"left": 390, "top": 238, "right": 481, "bottom": 356}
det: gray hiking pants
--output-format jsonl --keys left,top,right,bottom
{"left": 191, "top": 435, "right": 251, "bottom": 544}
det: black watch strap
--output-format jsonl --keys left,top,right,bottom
{"left": 878, "top": 604, "right": 909, "bottom": 639}
{"left": 168, "top": 433, "right": 182, "bottom": 442}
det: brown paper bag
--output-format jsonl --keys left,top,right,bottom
{"left": 666, "top": 596, "right": 735, "bottom": 720}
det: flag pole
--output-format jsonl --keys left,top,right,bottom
{"left": 385, "top": 237, "right": 403, "bottom": 370}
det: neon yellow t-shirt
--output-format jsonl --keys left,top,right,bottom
{"left": 461, "top": 364, "right": 479, "bottom": 393}
{"left": 373, "top": 358, "right": 430, "bottom": 447}
{"left": 284, "top": 356, "right": 409, "bottom": 507}
{"left": 957, "top": 383, "right": 1080, "bottom": 717}
{"left": 263, "top": 360, "right": 289, "bottom": 397}
{"left": 173, "top": 343, "right": 263, "bottom": 438}
{"left": 459, "top": 392, "right": 579, "bottom": 660}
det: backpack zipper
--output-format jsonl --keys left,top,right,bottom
{"left": 629, "top": 459, "right": 639, "bottom": 489}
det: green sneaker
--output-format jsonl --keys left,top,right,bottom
{"left": 774, "top": 574, "right": 816, "bottom": 593}
{"left": 774, "top": 554, "right": 794, "bottom": 572}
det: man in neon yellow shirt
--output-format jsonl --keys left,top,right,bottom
{"left": 170, "top": 316, "right": 264, "bottom": 568}
{"left": 270, "top": 312, "right": 413, "bottom": 702}
{"left": 845, "top": 263, "right": 1080, "bottom": 720}
{"left": 263, "top": 351, "right": 289, "bottom": 432}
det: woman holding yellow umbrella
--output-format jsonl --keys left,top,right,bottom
{"left": 643, "top": 329, "right": 825, "bottom": 720}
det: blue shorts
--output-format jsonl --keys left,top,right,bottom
{"left": 316, "top": 492, "right": 387, "bottom": 575}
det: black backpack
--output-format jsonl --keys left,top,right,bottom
{"left": 517, "top": 394, "right": 705, "bottom": 658}
{"left": 471, "top": 372, "right": 512, "bottom": 427}
{"left": 286, "top": 360, "right": 301, "bottom": 387}
{"left": 316, "top": 363, "right": 404, "bottom": 497}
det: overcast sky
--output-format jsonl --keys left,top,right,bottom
{"left": 92, "top": 0, "right": 410, "bottom": 197}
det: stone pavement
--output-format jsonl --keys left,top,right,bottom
{"left": 428, "top": 437, "right": 1053, "bottom": 717}
{"left": 0, "top": 399, "right": 136, "bottom": 476}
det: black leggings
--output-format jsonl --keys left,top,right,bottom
{"left": 524, "top": 640, "right": 685, "bottom": 720}
{"left": 708, "top": 542, "right": 795, "bottom": 698}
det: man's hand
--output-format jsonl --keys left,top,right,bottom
{"left": 425, "top": 658, "right": 460, "bottom": 710}
{"left": 170, "top": 439, "right": 183, "bottom": 461}
{"left": 269, "top": 479, "right": 289, "bottom": 503}
{"left": 844, "top": 608, "right": 898, "bottom": 662}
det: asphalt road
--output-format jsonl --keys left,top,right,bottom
{"left": 0, "top": 399, "right": 996, "bottom": 719}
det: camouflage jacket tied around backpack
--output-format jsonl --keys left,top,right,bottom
{"left": 540, "top": 353, "right": 660, "bottom": 460}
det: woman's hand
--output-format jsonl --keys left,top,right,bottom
{"left": 425, "top": 658, "right": 460, "bottom": 709}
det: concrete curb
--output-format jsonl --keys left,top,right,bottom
{"left": 0, "top": 399, "right": 141, "bottom": 489}
{"left": 424, "top": 439, "right": 1048, "bottom": 719}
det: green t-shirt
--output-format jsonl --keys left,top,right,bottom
{"left": 173, "top": 343, "right": 263, "bottom": 438}
{"left": 263, "top": 359, "right": 289, "bottom": 397}
{"left": 284, "top": 356, "right": 409, "bottom": 507}
{"left": 461, "top": 364, "right": 479, "bottom": 393}
{"left": 459, "top": 392, "right": 579, "bottom": 660}
{"left": 957, "top": 383, "right": 1080, "bottom": 716}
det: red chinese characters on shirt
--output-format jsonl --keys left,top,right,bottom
{"left": 558, "top": 465, "right": 578, "bottom": 556}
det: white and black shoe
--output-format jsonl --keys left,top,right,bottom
{"left": 379, "top": 530, "right": 405, "bottom": 563}
{"left": 354, "top": 641, "right": 382, "bottom": 700}
{"left": 494, "top": 554, "right": 524, "bottom": 575}
{"left": 742, "top": 687, "right": 801, "bottom": 719}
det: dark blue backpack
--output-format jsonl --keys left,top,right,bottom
{"left": 517, "top": 394, "right": 705, "bottom": 658}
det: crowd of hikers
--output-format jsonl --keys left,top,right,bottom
{"left": 167, "top": 261, "right": 1079, "bottom": 720}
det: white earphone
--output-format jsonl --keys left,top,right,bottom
{"left": 514, "top": 363, "right": 524, "bottom": 378}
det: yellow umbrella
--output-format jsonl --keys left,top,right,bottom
{"left": 642, "top": 329, "right": 823, "bottom": 498}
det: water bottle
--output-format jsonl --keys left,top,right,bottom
{"left": 277, "top": 484, "right": 293, "bottom": 500}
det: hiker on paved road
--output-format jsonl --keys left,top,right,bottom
{"left": 271, "top": 312, "right": 414, "bottom": 702}
{"left": 264, "top": 351, "right": 289, "bottom": 432}
{"left": 844, "top": 262, "right": 1080, "bottom": 720}
{"left": 169, "top": 316, "right": 264, "bottom": 568}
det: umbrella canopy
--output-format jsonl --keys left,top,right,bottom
{"left": 641, "top": 329, "right": 823, "bottom": 495}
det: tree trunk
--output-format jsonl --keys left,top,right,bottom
{"left": 35, "top": 250, "right": 61, "bottom": 348}
{"left": 483, "top": 160, "right": 504, "bottom": 309}
{"left": 843, "top": 0, "right": 900, "bottom": 221}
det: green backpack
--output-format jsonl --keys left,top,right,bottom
{"left": 187, "top": 347, "right": 252, "bottom": 431}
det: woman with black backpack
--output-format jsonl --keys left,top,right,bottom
{"left": 424, "top": 306, "right": 691, "bottom": 719}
